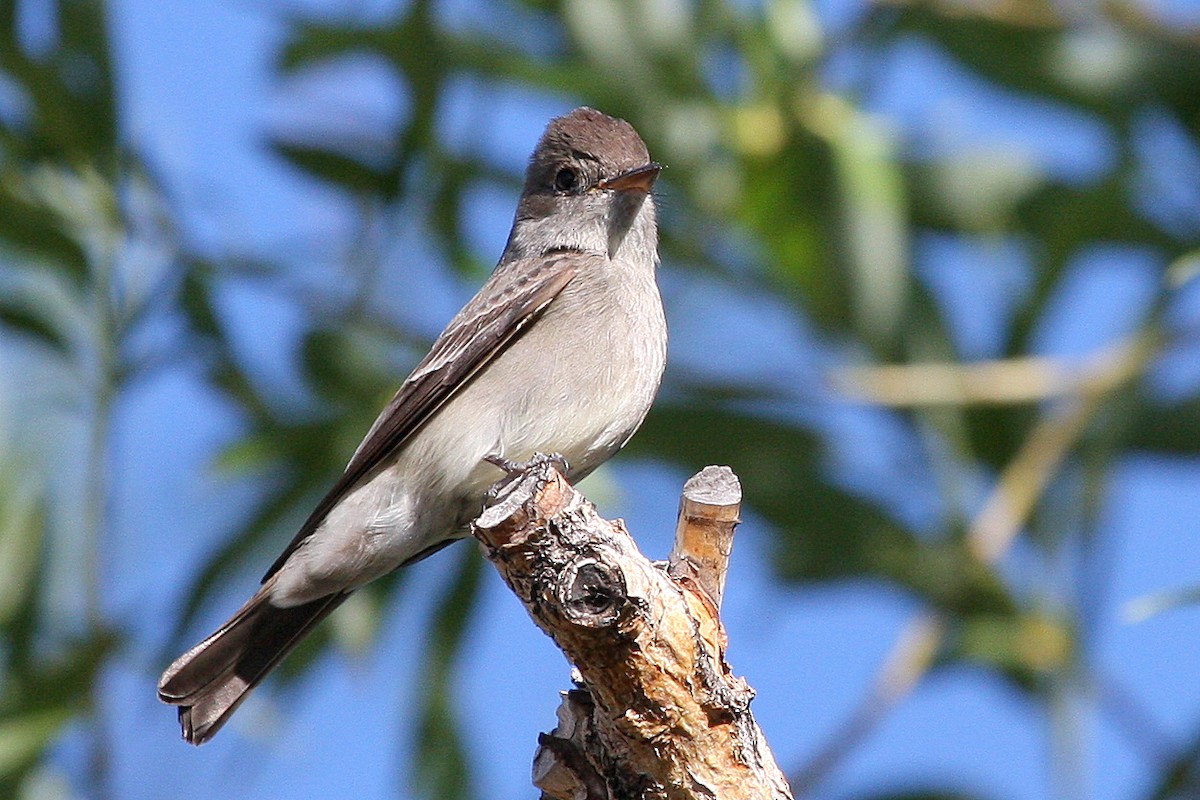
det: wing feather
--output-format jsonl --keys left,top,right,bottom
{"left": 262, "top": 255, "right": 581, "bottom": 581}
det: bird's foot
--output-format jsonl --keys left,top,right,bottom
{"left": 483, "top": 453, "right": 569, "bottom": 506}
{"left": 484, "top": 452, "right": 570, "bottom": 476}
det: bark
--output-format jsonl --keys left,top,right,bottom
{"left": 473, "top": 459, "right": 793, "bottom": 800}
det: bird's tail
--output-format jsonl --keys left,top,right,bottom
{"left": 157, "top": 585, "right": 349, "bottom": 745}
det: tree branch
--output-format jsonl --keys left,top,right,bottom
{"left": 473, "top": 460, "right": 790, "bottom": 800}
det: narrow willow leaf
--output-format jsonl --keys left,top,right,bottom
{"left": 0, "top": 298, "right": 70, "bottom": 354}
{"left": 270, "top": 141, "right": 398, "bottom": 196}
{"left": 0, "top": 474, "right": 45, "bottom": 626}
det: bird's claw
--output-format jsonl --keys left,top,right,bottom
{"left": 483, "top": 454, "right": 520, "bottom": 473}
{"left": 482, "top": 453, "right": 569, "bottom": 507}
{"left": 484, "top": 452, "right": 570, "bottom": 477}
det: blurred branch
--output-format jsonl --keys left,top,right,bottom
{"left": 1123, "top": 583, "right": 1200, "bottom": 623}
{"left": 789, "top": 612, "right": 944, "bottom": 797}
{"left": 966, "top": 334, "right": 1156, "bottom": 562}
{"left": 872, "top": 0, "right": 1200, "bottom": 45}
{"left": 1094, "top": 672, "right": 1176, "bottom": 772}
{"left": 832, "top": 335, "right": 1154, "bottom": 408}
{"left": 83, "top": 180, "right": 125, "bottom": 800}
{"left": 794, "top": 333, "right": 1158, "bottom": 795}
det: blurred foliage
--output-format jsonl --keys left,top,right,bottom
{"left": 2, "top": 0, "right": 1200, "bottom": 798}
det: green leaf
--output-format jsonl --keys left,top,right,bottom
{"left": 0, "top": 187, "right": 89, "bottom": 282}
{"left": 0, "top": 475, "right": 46, "bottom": 626}
{"left": 0, "top": 0, "right": 117, "bottom": 172}
{"left": 0, "top": 295, "right": 71, "bottom": 354}
{"left": 739, "top": 133, "right": 844, "bottom": 330}
{"left": 1124, "top": 395, "right": 1200, "bottom": 455}
{"left": 0, "top": 630, "right": 117, "bottom": 717}
{"left": 874, "top": 538, "right": 1014, "bottom": 619}
{"left": 428, "top": 160, "right": 488, "bottom": 278}
{"left": 178, "top": 264, "right": 221, "bottom": 340}
{"left": 277, "top": 19, "right": 407, "bottom": 73}
{"left": 889, "top": 6, "right": 1085, "bottom": 109}
{"left": 946, "top": 611, "right": 1074, "bottom": 690}
{"left": 961, "top": 404, "right": 1039, "bottom": 471}
{"left": 300, "top": 326, "right": 393, "bottom": 407}
{"left": 0, "top": 709, "right": 72, "bottom": 780}
{"left": 0, "top": 627, "right": 115, "bottom": 790}
{"left": 270, "top": 141, "right": 399, "bottom": 196}
{"left": 820, "top": 95, "right": 911, "bottom": 350}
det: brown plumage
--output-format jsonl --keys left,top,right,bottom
{"left": 158, "top": 584, "right": 348, "bottom": 744}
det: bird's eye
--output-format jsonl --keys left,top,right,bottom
{"left": 554, "top": 167, "right": 578, "bottom": 193}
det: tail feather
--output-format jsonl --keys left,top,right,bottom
{"left": 158, "top": 588, "right": 349, "bottom": 745}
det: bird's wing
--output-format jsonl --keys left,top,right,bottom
{"left": 262, "top": 254, "right": 583, "bottom": 581}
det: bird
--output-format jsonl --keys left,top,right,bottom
{"left": 158, "top": 107, "right": 667, "bottom": 744}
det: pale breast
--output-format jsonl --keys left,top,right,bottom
{"left": 492, "top": 261, "right": 666, "bottom": 477}
{"left": 271, "top": 256, "right": 665, "bottom": 605}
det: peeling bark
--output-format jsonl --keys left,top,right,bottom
{"left": 473, "top": 460, "right": 792, "bottom": 800}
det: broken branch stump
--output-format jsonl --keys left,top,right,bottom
{"left": 473, "top": 461, "right": 792, "bottom": 800}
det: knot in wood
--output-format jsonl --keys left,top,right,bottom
{"left": 556, "top": 558, "right": 627, "bottom": 628}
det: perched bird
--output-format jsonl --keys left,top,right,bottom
{"left": 159, "top": 107, "right": 667, "bottom": 744}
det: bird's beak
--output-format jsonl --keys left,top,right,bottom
{"left": 599, "top": 163, "right": 663, "bottom": 193}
